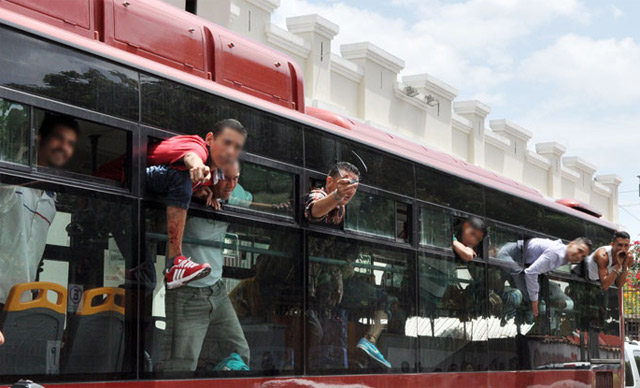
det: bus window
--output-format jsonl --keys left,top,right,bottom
{"left": 143, "top": 208, "right": 302, "bottom": 377}
{"left": 344, "top": 191, "right": 405, "bottom": 241}
{"left": 416, "top": 166, "right": 485, "bottom": 216}
{"left": 0, "top": 97, "right": 30, "bottom": 167}
{"left": 419, "top": 206, "right": 452, "bottom": 249}
{"left": 140, "top": 75, "right": 303, "bottom": 166}
{"left": 34, "top": 109, "right": 130, "bottom": 186}
{"left": 0, "top": 178, "right": 136, "bottom": 381}
{"left": 0, "top": 26, "right": 139, "bottom": 121}
{"left": 306, "top": 234, "right": 415, "bottom": 374}
{"left": 485, "top": 189, "right": 544, "bottom": 233}
{"left": 227, "top": 161, "right": 295, "bottom": 218}
{"left": 416, "top": 253, "right": 487, "bottom": 372}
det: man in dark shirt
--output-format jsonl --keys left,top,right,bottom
{"left": 305, "top": 162, "right": 359, "bottom": 224}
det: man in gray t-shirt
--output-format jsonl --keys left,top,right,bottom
{"left": 159, "top": 162, "right": 251, "bottom": 373}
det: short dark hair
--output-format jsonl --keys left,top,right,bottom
{"left": 38, "top": 113, "right": 79, "bottom": 140}
{"left": 212, "top": 118, "right": 247, "bottom": 138}
{"left": 572, "top": 237, "right": 593, "bottom": 253}
{"left": 465, "top": 216, "right": 488, "bottom": 237}
{"left": 612, "top": 230, "right": 631, "bottom": 242}
{"left": 328, "top": 161, "right": 360, "bottom": 179}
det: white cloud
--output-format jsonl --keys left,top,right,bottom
{"left": 273, "top": 0, "right": 589, "bottom": 105}
{"left": 519, "top": 34, "right": 640, "bottom": 106}
{"left": 611, "top": 5, "right": 623, "bottom": 18}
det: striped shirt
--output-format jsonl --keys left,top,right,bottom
{"left": 305, "top": 187, "right": 345, "bottom": 225}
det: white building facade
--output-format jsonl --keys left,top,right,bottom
{"left": 164, "top": 0, "right": 622, "bottom": 224}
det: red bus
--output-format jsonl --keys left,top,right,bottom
{"left": 0, "top": 1, "right": 623, "bottom": 387}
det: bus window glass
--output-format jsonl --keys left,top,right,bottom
{"left": 140, "top": 75, "right": 303, "bottom": 165}
{"left": 0, "top": 27, "right": 139, "bottom": 121}
{"left": 417, "top": 253, "right": 487, "bottom": 372}
{"left": 544, "top": 209, "right": 586, "bottom": 242}
{"left": 304, "top": 129, "right": 338, "bottom": 174}
{"left": 416, "top": 166, "right": 485, "bottom": 216}
{"left": 0, "top": 98, "right": 29, "bottom": 166}
{"left": 547, "top": 279, "right": 587, "bottom": 360}
{"left": 344, "top": 191, "right": 396, "bottom": 240}
{"left": 34, "top": 109, "right": 130, "bottom": 186}
{"left": 634, "top": 351, "right": 640, "bottom": 381}
{"left": 419, "top": 206, "right": 452, "bottom": 249}
{"left": 227, "top": 161, "right": 295, "bottom": 219}
{"left": 0, "top": 178, "right": 136, "bottom": 382}
{"left": 485, "top": 189, "right": 544, "bottom": 232}
{"left": 307, "top": 234, "right": 415, "bottom": 374}
{"left": 143, "top": 208, "right": 302, "bottom": 377}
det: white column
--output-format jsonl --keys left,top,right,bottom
{"left": 595, "top": 174, "right": 623, "bottom": 224}
{"left": 453, "top": 100, "right": 490, "bottom": 166}
{"left": 536, "top": 142, "right": 566, "bottom": 198}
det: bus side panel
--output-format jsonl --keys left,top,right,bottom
{"left": 0, "top": 0, "right": 94, "bottom": 38}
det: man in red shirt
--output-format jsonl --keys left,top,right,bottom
{"left": 146, "top": 119, "right": 247, "bottom": 289}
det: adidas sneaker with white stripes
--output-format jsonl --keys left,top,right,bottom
{"left": 165, "top": 255, "right": 211, "bottom": 289}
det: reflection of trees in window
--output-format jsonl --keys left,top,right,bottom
{"left": 0, "top": 98, "right": 29, "bottom": 165}
{"left": 7, "top": 68, "right": 138, "bottom": 121}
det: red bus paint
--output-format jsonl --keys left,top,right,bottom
{"left": 0, "top": 370, "right": 612, "bottom": 388}
{"left": 556, "top": 198, "right": 603, "bottom": 218}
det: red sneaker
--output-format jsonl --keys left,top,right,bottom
{"left": 165, "top": 256, "right": 211, "bottom": 289}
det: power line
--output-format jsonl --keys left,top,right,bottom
{"left": 620, "top": 206, "right": 640, "bottom": 223}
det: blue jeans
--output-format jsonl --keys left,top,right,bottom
{"left": 146, "top": 165, "right": 192, "bottom": 209}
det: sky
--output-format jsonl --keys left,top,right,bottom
{"left": 272, "top": 0, "right": 640, "bottom": 239}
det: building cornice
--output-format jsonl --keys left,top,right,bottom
{"left": 525, "top": 150, "right": 551, "bottom": 170}
{"left": 246, "top": 0, "right": 280, "bottom": 13}
{"left": 265, "top": 24, "right": 310, "bottom": 59}
{"left": 453, "top": 100, "right": 491, "bottom": 118}
{"left": 403, "top": 73, "right": 458, "bottom": 101}
{"left": 330, "top": 53, "right": 363, "bottom": 82}
{"left": 286, "top": 14, "right": 339, "bottom": 40}
{"left": 560, "top": 166, "right": 581, "bottom": 182}
{"left": 484, "top": 130, "right": 510, "bottom": 150}
{"left": 340, "top": 42, "right": 405, "bottom": 74}
{"left": 595, "top": 174, "right": 623, "bottom": 187}
{"left": 489, "top": 119, "right": 533, "bottom": 142}
{"left": 592, "top": 181, "right": 612, "bottom": 197}
{"left": 563, "top": 156, "right": 597, "bottom": 175}
{"left": 393, "top": 85, "right": 428, "bottom": 110}
{"left": 451, "top": 113, "right": 472, "bottom": 134}
{"left": 535, "top": 142, "right": 566, "bottom": 158}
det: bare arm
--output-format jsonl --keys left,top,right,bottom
{"left": 453, "top": 240, "right": 476, "bottom": 262}
{"left": 596, "top": 248, "right": 618, "bottom": 291}
{"left": 182, "top": 152, "right": 211, "bottom": 184}
{"left": 615, "top": 252, "right": 633, "bottom": 288}
{"left": 308, "top": 179, "right": 358, "bottom": 220}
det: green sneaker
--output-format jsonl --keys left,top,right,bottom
{"left": 214, "top": 352, "right": 249, "bottom": 371}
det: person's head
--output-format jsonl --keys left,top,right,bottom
{"left": 459, "top": 216, "right": 487, "bottom": 248}
{"left": 214, "top": 161, "right": 240, "bottom": 201}
{"left": 611, "top": 230, "right": 631, "bottom": 256}
{"left": 37, "top": 113, "right": 79, "bottom": 168}
{"left": 325, "top": 161, "right": 360, "bottom": 193}
{"left": 565, "top": 237, "right": 593, "bottom": 263}
{"left": 205, "top": 119, "right": 247, "bottom": 169}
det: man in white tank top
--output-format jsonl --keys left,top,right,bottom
{"left": 584, "top": 231, "right": 632, "bottom": 290}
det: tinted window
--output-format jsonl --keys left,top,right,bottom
{"left": 344, "top": 191, "right": 396, "bottom": 239}
{"left": 339, "top": 142, "right": 414, "bottom": 196}
{"left": 228, "top": 161, "right": 295, "bottom": 218}
{"left": 419, "top": 206, "right": 452, "bottom": 249}
{"left": 0, "top": 27, "right": 139, "bottom": 121}
{"left": 304, "top": 129, "right": 338, "bottom": 174}
{"left": 544, "top": 209, "right": 586, "bottom": 241}
{"left": 0, "top": 97, "right": 29, "bottom": 166}
{"left": 416, "top": 166, "right": 485, "bottom": 216}
{"left": 307, "top": 234, "right": 415, "bottom": 374}
{"left": 0, "top": 177, "right": 136, "bottom": 382}
{"left": 34, "top": 109, "right": 130, "bottom": 186}
{"left": 143, "top": 209, "right": 302, "bottom": 377}
{"left": 485, "top": 189, "right": 544, "bottom": 232}
{"left": 416, "top": 252, "right": 487, "bottom": 372}
{"left": 141, "top": 75, "right": 303, "bottom": 165}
